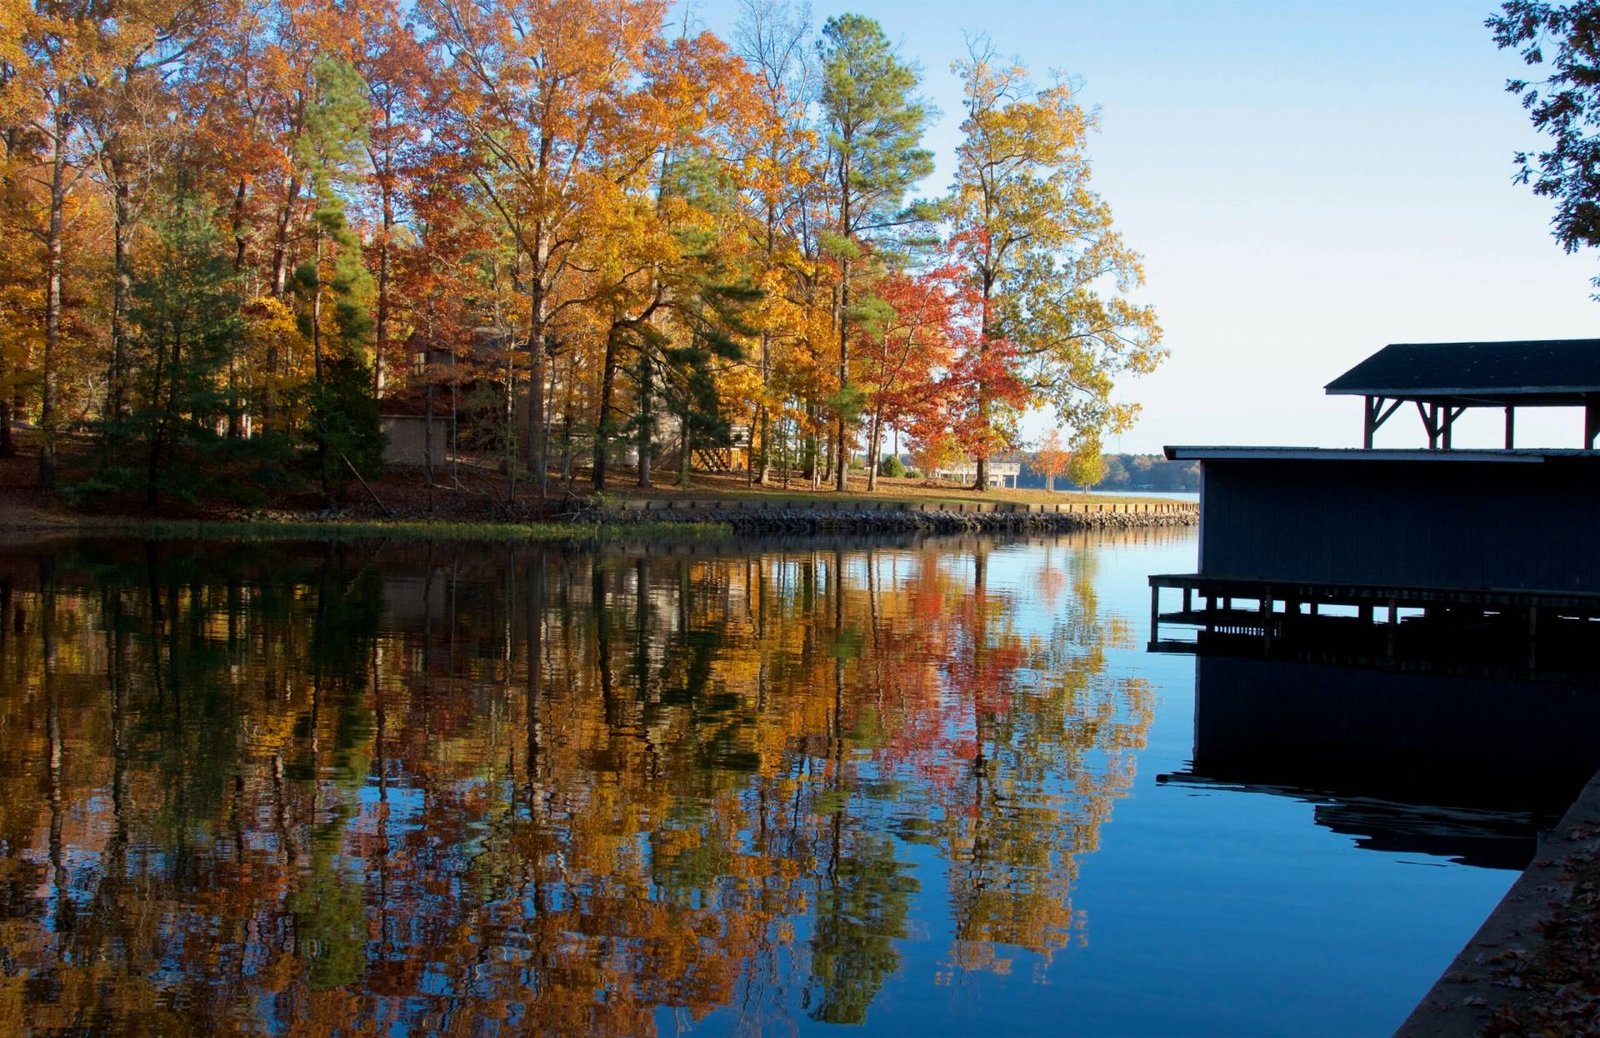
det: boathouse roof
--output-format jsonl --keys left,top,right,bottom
{"left": 1162, "top": 446, "right": 1600, "bottom": 462}
{"left": 1325, "top": 338, "right": 1600, "bottom": 400}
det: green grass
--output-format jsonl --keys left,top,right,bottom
{"left": 110, "top": 518, "right": 731, "bottom": 543}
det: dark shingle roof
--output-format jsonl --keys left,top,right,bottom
{"left": 1325, "top": 339, "right": 1600, "bottom": 398}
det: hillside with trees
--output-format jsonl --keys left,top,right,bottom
{"left": 0, "top": 0, "right": 1163, "bottom": 511}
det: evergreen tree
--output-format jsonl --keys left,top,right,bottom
{"left": 117, "top": 192, "right": 241, "bottom": 508}
{"left": 817, "top": 14, "right": 933, "bottom": 490}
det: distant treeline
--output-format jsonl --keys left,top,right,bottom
{"left": 1018, "top": 454, "right": 1198, "bottom": 492}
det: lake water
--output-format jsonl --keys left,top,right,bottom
{"left": 0, "top": 530, "right": 1577, "bottom": 1036}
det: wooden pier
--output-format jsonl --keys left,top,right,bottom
{"left": 1149, "top": 573, "right": 1600, "bottom": 681}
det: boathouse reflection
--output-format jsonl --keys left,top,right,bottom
{"left": 1160, "top": 652, "right": 1600, "bottom": 870}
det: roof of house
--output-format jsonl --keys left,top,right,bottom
{"left": 1325, "top": 339, "right": 1600, "bottom": 400}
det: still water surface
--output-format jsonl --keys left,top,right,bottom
{"left": 0, "top": 531, "right": 1542, "bottom": 1035}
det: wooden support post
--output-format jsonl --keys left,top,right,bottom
{"left": 1183, "top": 586, "right": 1193, "bottom": 613}
{"left": 1504, "top": 405, "right": 1516, "bottom": 449}
{"left": 1586, "top": 395, "right": 1600, "bottom": 449}
{"left": 1150, "top": 586, "right": 1160, "bottom": 642}
{"left": 1260, "top": 586, "right": 1272, "bottom": 650}
{"left": 1415, "top": 400, "right": 1439, "bottom": 449}
{"left": 1365, "top": 397, "right": 1402, "bottom": 449}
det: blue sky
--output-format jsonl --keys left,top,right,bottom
{"left": 688, "top": 0, "right": 1598, "bottom": 452}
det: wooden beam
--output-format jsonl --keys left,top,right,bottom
{"left": 1364, "top": 396, "right": 1402, "bottom": 448}
{"left": 1441, "top": 405, "right": 1466, "bottom": 450}
{"left": 1415, "top": 400, "right": 1440, "bottom": 449}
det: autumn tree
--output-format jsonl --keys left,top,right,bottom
{"left": 1033, "top": 427, "right": 1069, "bottom": 491}
{"left": 947, "top": 41, "right": 1162, "bottom": 488}
{"left": 853, "top": 264, "right": 955, "bottom": 490}
{"left": 352, "top": 0, "right": 428, "bottom": 396}
{"left": 8, "top": 2, "right": 98, "bottom": 489}
{"left": 733, "top": 0, "right": 816, "bottom": 485}
{"left": 817, "top": 13, "right": 931, "bottom": 491}
{"left": 1067, "top": 428, "right": 1106, "bottom": 491}
{"left": 418, "top": 0, "right": 675, "bottom": 495}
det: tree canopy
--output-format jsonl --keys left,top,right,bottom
{"left": 0, "top": 0, "right": 1164, "bottom": 503}
{"left": 1491, "top": 1, "right": 1600, "bottom": 284}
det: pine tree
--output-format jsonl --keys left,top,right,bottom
{"left": 817, "top": 14, "right": 932, "bottom": 491}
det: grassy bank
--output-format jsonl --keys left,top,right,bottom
{"left": 599, "top": 471, "right": 1189, "bottom": 509}
{"left": 12, "top": 517, "right": 731, "bottom": 544}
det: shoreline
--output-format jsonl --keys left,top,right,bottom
{"left": 596, "top": 498, "right": 1198, "bottom": 535}
{"left": 0, "top": 498, "right": 1198, "bottom": 543}
{"left": 1396, "top": 766, "right": 1600, "bottom": 1036}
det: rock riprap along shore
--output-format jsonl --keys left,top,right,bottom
{"left": 594, "top": 498, "right": 1198, "bottom": 535}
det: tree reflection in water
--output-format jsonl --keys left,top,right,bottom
{"left": 0, "top": 535, "right": 1153, "bottom": 1034}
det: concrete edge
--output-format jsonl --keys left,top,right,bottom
{"left": 1395, "top": 766, "right": 1600, "bottom": 1037}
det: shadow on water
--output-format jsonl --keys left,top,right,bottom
{"left": 1159, "top": 652, "right": 1600, "bottom": 870}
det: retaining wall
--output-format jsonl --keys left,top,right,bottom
{"left": 598, "top": 498, "right": 1198, "bottom": 535}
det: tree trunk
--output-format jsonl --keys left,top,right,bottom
{"left": 679, "top": 395, "right": 693, "bottom": 488}
{"left": 973, "top": 392, "right": 990, "bottom": 490}
{"left": 593, "top": 326, "right": 619, "bottom": 491}
{"left": 424, "top": 373, "right": 435, "bottom": 512}
{"left": 264, "top": 175, "right": 300, "bottom": 427}
{"left": 561, "top": 354, "right": 575, "bottom": 490}
{"left": 312, "top": 230, "right": 330, "bottom": 507}
{"left": 527, "top": 238, "right": 550, "bottom": 497}
{"left": 636, "top": 348, "right": 653, "bottom": 488}
{"left": 866, "top": 408, "right": 882, "bottom": 492}
{"left": 835, "top": 255, "right": 851, "bottom": 492}
{"left": 39, "top": 104, "right": 68, "bottom": 492}
{"left": 107, "top": 161, "right": 133, "bottom": 424}
{"left": 374, "top": 191, "right": 393, "bottom": 397}
{"left": 230, "top": 175, "right": 248, "bottom": 273}
{"left": 756, "top": 398, "right": 770, "bottom": 485}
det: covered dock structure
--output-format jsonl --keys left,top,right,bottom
{"left": 1326, "top": 337, "right": 1600, "bottom": 449}
{"left": 1151, "top": 338, "right": 1600, "bottom": 669}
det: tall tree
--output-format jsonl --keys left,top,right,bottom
{"left": 733, "top": 0, "right": 815, "bottom": 485}
{"left": 419, "top": 0, "right": 670, "bottom": 496}
{"left": 817, "top": 13, "right": 931, "bottom": 491}
{"left": 853, "top": 265, "right": 954, "bottom": 491}
{"left": 126, "top": 190, "right": 242, "bottom": 508}
{"left": 351, "top": 0, "right": 427, "bottom": 397}
{"left": 10, "top": 1, "right": 98, "bottom": 489}
{"left": 947, "top": 42, "right": 1161, "bottom": 488}
{"left": 77, "top": 0, "right": 213, "bottom": 427}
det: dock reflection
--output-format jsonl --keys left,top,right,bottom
{"left": 1159, "top": 654, "right": 1600, "bottom": 870}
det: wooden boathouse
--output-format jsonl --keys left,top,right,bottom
{"left": 1150, "top": 338, "right": 1600, "bottom": 669}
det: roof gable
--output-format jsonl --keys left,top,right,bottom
{"left": 1325, "top": 339, "right": 1600, "bottom": 398}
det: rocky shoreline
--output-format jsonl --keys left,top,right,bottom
{"left": 596, "top": 503, "right": 1198, "bottom": 536}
